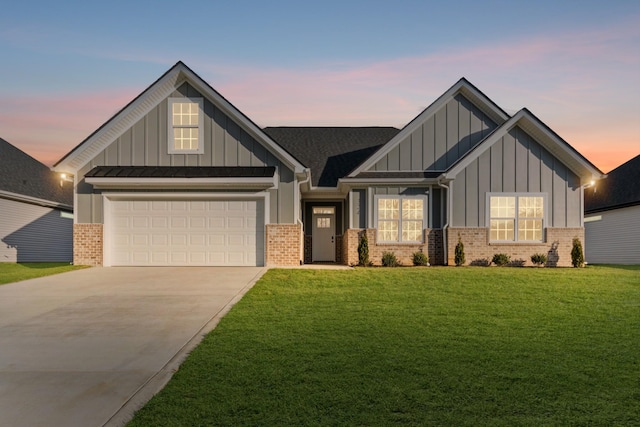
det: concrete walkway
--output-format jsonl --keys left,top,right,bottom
{"left": 0, "top": 266, "right": 266, "bottom": 427}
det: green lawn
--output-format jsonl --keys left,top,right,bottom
{"left": 129, "top": 266, "right": 640, "bottom": 426}
{"left": 0, "top": 262, "right": 88, "bottom": 285}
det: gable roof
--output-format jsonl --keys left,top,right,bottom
{"left": 263, "top": 127, "right": 399, "bottom": 187}
{"left": 53, "top": 61, "right": 305, "bottom": 175}
{"left": 0, "top": 138, "right": 73, "bottom": 208}
{"left": 348, "top": 78, "right": 511, "bottom": 177}
{"left": 442, "top": 108, "right": 604, "bottom": 183}
{"left": 585, "top": 154, "right": 640, "bottom": 213}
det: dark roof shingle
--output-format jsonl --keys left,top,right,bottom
{"left": 263, "top": 127, "right": 400, "bottom": 187}
{"left": 0, "top": 138, "right": 73, "bottom": 206}
{"left": 585, "top": 154, "right": 640, "bottom": 213}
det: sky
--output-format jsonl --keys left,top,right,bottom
{"left": 0, "top": 0, "right": 638, "bottom": 173}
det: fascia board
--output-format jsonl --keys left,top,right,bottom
{"left": 85, "top": 176, "right": 277, "bottom": 190}
{"left": 348, "top": 78, "right": 510, "bottom": 177}
{"left": 444, "top": 109, "right": 605, "bottom": 182}
{"left": 53, "top": 65, "right": 184, "bottom": 174}
{"left": 0, "top": 190, "right": 73, "bottom": 211}
{"left": 54, "top": 62, "right": 306, "bottom": 175}
{"left": 179, "top": 67, "right": 305, "bottom": 174}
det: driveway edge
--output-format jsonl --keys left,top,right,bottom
{"left": 102, "top": 267, "right": 268, "bottom": 427}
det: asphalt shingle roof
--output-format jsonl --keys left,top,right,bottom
{"left": 263, "top": 127, "right": 400, "bottom": 187}
{"left": 0, "top": 138, "right": 73, "bottom": 206}
{"left": 585, "top": 154, "right": 640, "bottom": 213}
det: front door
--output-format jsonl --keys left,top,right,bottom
{"left": 312, "top": 206, "right": 335, "bottom": 262}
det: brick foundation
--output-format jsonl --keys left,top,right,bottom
{"left": 447, "top": 227, "right": 585, "bottom": 267}
{"left": 74, "top": 224, "right": 103, "bottom": 266}
{"left": 343, "top": 228, "right": 445, "bottom": 266}
{"left": 266, "top": 224, "right": 303, "bottom": 266}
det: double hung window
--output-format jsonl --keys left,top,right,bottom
{"left": 489, "top": 195, "right": 544, "bottom": 242}
{"left": 168, "top": 98, "right": 204, "bottom": 154}
{"left": 376, "top": 197, "right": 425, "bottom": 243}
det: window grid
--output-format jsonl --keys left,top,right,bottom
{"left": 377, "top": 197, "right": 424, "bottom": 243}
{"left": 490, "top": 195, "right": 544, "bottom": 242}
{"left": 173, "top": 128, "right": 199, "bottom": 150}
{"left": 169, "top": 98, "right": 202, "bottom": 153}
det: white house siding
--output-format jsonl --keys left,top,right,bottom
{"left": 0, "top": 198, "right": 73, "bottom": 262}
{"left": 585, "top": 205, "right": 640, "bottom": 264}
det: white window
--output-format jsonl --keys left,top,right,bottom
{"left": 168, "top": 98, "right": 204, "bottom": 154}
{"left": 376, "top": 196, "right": 425, "bottom": 243}
{"left": 489, "top": 194, "right": 544, "bottom": 242}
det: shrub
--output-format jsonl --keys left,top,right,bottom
{"left": 571, "top": 237, "right": 584, "bottom": 268}
{"left": 531, "top": 253, "right": 547, "bottom": 266}
{"left": 492, "top": 253, "right": 511, "bottom": 267}
{"left": 412, "top": 251, "right": 429, "bottom": 266}
{"left": 357, "top": 233, "right": 370, "bottom": 266}
{"left": 454, "top": 235, "right": 465, "bottom": 266}
{"left": 381, "top": 251, "right": 400, "bottom": 267}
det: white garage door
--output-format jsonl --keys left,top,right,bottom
{"left": 109, "top": 199, "right": 264, "bottom": 266}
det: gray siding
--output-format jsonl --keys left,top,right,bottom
{"left": 0, "top": 198, "right": 72, "bottom": 262}
{"left": 372, "top": 94, "right": 497, "bottom": 172}
{"left": 585, "top": 205, "right": 640, "bottom": 264}
{"left": 77, "top": 82, "right": 295, "bottom": 224}
{"left": 350, "top": 189, "right": 366, "bottom": 229}
{"left": 450, "top": 125, "right": 582, "bottom": 228}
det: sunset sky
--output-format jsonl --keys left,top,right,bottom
{"left": 0, "top": 0, "right": 638, "bottom": 173}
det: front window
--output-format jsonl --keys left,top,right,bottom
{"left": 376, "top": 197, "right": 424, "bottom": 243}
{"left": 490, "top": 195, "right": 544, "bottom": 242}
{"left": 168, "top": 98, "right": 204, "bottom": 154}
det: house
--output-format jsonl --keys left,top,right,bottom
{"left": 53, "top": 61, "right": 603, "bottom": 267}
{"left": 0, "top": 138, "right": 73, "bottom": 262}
{"left": 584, "top": 155, "right": 640, "bottom": 264}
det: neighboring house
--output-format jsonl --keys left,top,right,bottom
{"left": 0, "top": 138, "right": 73, "bottom": 262}
{"left": 53, "top": 61, "right": 603, "bottom": 267}
{"left": 584, "top": 155, "right": 640, "bottom": 264}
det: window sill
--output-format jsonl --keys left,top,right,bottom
{"left": 489, "top": 241, "right": 546, "bottom": 246}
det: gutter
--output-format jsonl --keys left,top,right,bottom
{"left": 0, "top": 190, "right": 73, "bottom": 212}
{"left": 297, "top": 169, "right": 312, "bottom": 264}
{"left": 437, "top": 177, "right": 452, "bottom": 265}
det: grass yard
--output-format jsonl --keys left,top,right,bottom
{"left": 129, "top": 266, "right": 640, "bottom": 426}
{"left": 0, "top": 262, "right": 88, "bottom": 285}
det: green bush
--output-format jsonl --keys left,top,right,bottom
{"left": 492, "top": 253, "right": 511, "bottom": 267}
{"left": 357, "top": 233, "right": 370, "bottom": 266}
{"left": 412, "top": 251, "right": 429, "bottom": 266}
{"left": 571, "top": 237, "right": 584, "bottom": 268}
{"left": 454, "top": 235, "right": 465, "bottom": 266}
{"left": 531, "top": 253, "right": 547, "bottom": 266}
{"left": 381, "top": 251, "right": 400, "bottom": 267}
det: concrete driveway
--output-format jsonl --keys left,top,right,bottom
{"left": 0, "top": 266, "right": 266, "bottom": 427}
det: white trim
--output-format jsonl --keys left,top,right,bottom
{"left": 584, "top": 215, "right": 602, "bottom": 223}
{"left": 444, "top": 110, "right": 603, "bottom": 182}
{"left": 0, "top": 190, "right": 72, "bottom": 211}
{"left": 167, "top": 97, "right": 204, "bottom": 154}
{"left": 102, "top": 191, "right": 270, "bottom": 267}
{"left": 54, "top": 62, "right": 305, "bottom": 174}
{"left": 373, "top": 194, "right": 428, "bottom": 244}
{"left": 485, "top": 192, "right": 547, "bottom": 243}
{"left": 349, "top": 79, "right": 509, "bottom": 177}
{"left": 85, "top": 176, "right": 277, "bottom": 190}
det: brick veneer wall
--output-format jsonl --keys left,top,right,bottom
{"left": 447, "top": 227, "right": 585, "bottom": 267}
{"left": 266, "top": 224, "right": 302, "bottom": 266}
{"left": 343, "top": 228, "right": 445, "bottom": 266}
{"left": 74, "top": 223, "right": 103, "bottom": 266}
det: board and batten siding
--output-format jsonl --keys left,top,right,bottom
{"left": 372, "top": 94, "right": 497, "bottom": 172}
{"left": 0, "top": 198, "right": 72, "bottom": 262}
{"left": 76, "top": 82, "right": 295, "bottom": 225}
{"left": 585, "top": 205, "right": 640, "bottom": 264}
{"left": 450, "top": 125, "right": 581, "bottom": 228}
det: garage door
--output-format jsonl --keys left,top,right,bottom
{"left": 109, "top": 199, "right": 264, "bottom": 266}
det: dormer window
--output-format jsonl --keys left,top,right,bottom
{"left": 168, "top": 97, "right": 204, "bottom": 154}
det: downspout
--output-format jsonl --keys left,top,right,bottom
{"left": 297, "top": 169, "right": 311, "bottom": 265}
{"left": 437, "top": 178, "right": 451, "bottom": 266}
